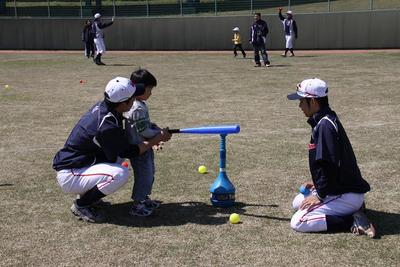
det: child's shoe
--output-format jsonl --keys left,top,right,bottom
{"left": 130, "top": 203, "right": 153, "bottom": 217}
{"left": 142, "top": 197, "right": 162, "bottom": 210}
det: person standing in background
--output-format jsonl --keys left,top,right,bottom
{"left": 92, "top": 13, "right": 114, "bottom": 65}
{"left": 278, "top": 8, "right": 298, "bottom": 57}
{"left": 82, "top": 19, "right": 95, "bottom": 59}
{"left": 250, "top": 13, "right": 270, "bottom": 67}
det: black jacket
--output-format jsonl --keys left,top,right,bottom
{"left": 92, "top": 20, "right": 114, "bottom": 39}
{"left": 250, "top": 19, "right": 269, "bottom": 45}
{"left": 82, "top": 24, "right": 94, "bottom": 42}
{"left": 307, "top": 107, "right": 370, "bottom": 199}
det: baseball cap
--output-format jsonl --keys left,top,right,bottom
{"left": 105, "top": 77, "right": 145, "bottom": 103}
{"left": 287, "top": 78, "right": 328, "bottom": 100}
{"left": 286, "top": 10, "right": 293, "bottom": 15}
{"left": 94, "top": 13, "right": 101, "bottom": 19}
{"left": 233, "top": 27, "right": 240, "bottom": 31}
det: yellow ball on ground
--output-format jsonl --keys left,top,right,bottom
{"left": 229, "top": 213, "right": 240, "bottom": 224}
{"left": 5, "top": 84, "right": 9, "bottom": 89}
{"left": 198, "top": 165, "right": 207, "bottom": 174}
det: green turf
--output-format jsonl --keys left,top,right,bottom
{"left": 0, "top": 51, "right": 399, "bottom": 266}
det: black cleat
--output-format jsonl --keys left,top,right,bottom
{"left": 351, "top": 211, "right": 376, "bottom": 238}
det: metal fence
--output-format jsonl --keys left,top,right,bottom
{"left": 0, "top": 0, "right": 399, "bottom": 18}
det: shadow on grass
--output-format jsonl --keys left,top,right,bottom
{"left": 251, "top": 64, "right": 291, "bottom": 69}
{"left": 268, "top": 64, "right": 291, "bottom": 68}
{"left": 0, "top": 183, "right": 13, "bottom": 187}
{"left": 106, "top": 63, "right": 138, "bottom": 66}
{"left": 367, "top": 209, "right": 400, "bottom": 238}
{"left": 103, "top": 201, "right": 286, "bottom": 227}
{"left": 235, "top": 57, "right": 253, "bottom": 61}
{"left": 242, "top": 213, "right": 290, "bottom": 222}
{"left": 295, "top": 55, "right": 319, "bottom": 58}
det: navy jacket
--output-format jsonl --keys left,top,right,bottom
{"left": 278, "top": 12, "right": 298, "bottom": 38}
{"left": 92, "top": 20, "right": 114, "bottom": 39}
{"left": 307, "top": 107, "right": 370, "bottom": 199}
{"left": 250, "top": 19, "right": 269, "bottom": 45}
{"left": 53, "top": 101, "right": 140, "bottom": 171}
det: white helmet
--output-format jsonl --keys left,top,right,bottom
{"left": 94, "top": 13, "right": 101, "bottom": 19}
{"left": 232, "top": 27, "right": 240, "bottom": 32}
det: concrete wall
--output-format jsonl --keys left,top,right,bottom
{"left": 0, "top": 10, "right": 399, "bottom": 50}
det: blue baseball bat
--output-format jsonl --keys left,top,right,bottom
{"left": 168, "top": 124, "right": 240, "bottom": 134}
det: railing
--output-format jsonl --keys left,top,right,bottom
{"left": 0, "top": 0, "right": 399, "bottom": 18}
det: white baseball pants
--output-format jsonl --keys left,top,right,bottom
{"left": 285, "top": 35, "right": 295, "bottom": 49}
{"left": 291, "top": 192, "right": 364, "bottom": 232}
{"left": 94, "top": 38, "right": 106, "bottom": 55}
{"left": 56, "top": 162, "right": 129, "bottom": 196}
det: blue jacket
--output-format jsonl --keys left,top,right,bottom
{"left": 307, "top": 107, "right": 370, "bottom": 199}
{"left": 53, "top": 101, "right": 139, "bottom": 171}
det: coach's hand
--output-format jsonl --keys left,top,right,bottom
{"left": 300, "top": 195, "right": 321, "bottom": 211}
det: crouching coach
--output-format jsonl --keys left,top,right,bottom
{"left": 53, "top": 77, "right": 171, "bottom": 223}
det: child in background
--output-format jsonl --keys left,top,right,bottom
{"left": 232, "top": 27, "right": 246, "bottom": 58}
{"left": 81, "top": 20, "right": 95, "bottom": 58}
{"left": 124, "top": 69, "right": 167, "bottom": 217}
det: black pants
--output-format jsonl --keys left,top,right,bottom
{"left": 253, "top": 43, "right": 269, "bottom": 65}
{"left": 84, "top": 41, "right": 95, "bottom": 58}
{"left": 233, "top": 44, "right": 246, "bottom": 57}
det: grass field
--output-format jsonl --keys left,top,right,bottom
{"left": 0, "top": 50, "right": 399, "bottom": 266}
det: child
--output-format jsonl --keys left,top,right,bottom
{"left": 81, "top": 20, "right": 95, "bottom": 58}
{"left": 232, "top": 27, "right": 246, "bottom": 58}
{"left": 124, "top": 69, "right": 166, "bottom": 217}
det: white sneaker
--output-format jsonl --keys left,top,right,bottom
{"left": 70, "top": 201, "right": 103, "bottom": 223}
